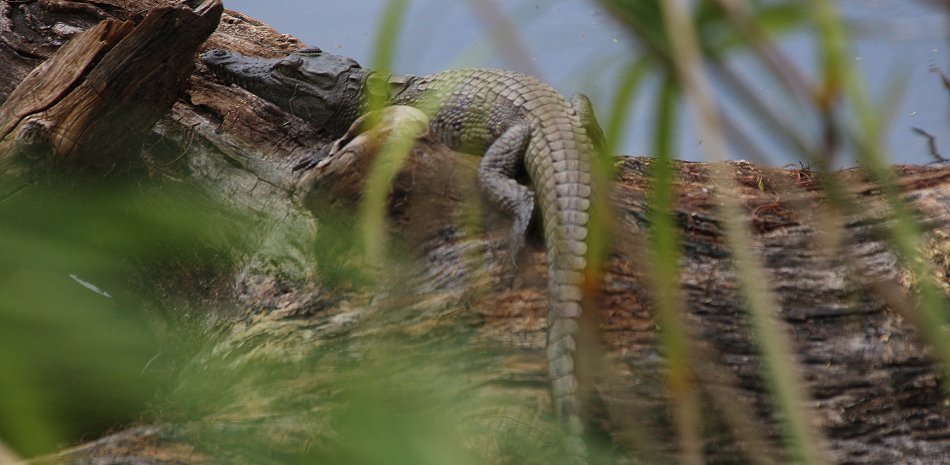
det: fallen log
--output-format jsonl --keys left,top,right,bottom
{"left": 1, "top": 1, "right": 948, "bottom": 464}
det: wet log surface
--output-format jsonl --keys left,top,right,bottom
{"left": 2, "top": 1, "right": 949, "bottom": 464}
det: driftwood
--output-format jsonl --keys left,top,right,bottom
{"left": 2, "top": 1, "right": 949, "bottom": 464}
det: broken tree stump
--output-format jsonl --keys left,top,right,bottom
{"left": 0, "top": 0, "right": 222, "bottom": 182}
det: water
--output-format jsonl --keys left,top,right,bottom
{"left": 224, "top": 0, "right": 948, "bottom": 166}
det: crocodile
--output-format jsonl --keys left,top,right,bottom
{"left": 201, "top": 47, "right": 605, "bottom": 455}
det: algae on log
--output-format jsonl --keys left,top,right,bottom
{"left": 1, "top": 1, "right": 949, "bottom": 464}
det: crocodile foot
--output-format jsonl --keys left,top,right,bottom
{"left": 292, "top": 145, "right": 332, "bottom": 172}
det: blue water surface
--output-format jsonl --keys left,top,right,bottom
{"left": 224, "top": 0, "right": 948, "bottom": 166}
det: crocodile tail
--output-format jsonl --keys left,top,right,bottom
{"left": 526, "top": 105, "right": 593, "bottom": 459}
{"left": 546, "top": 230, "right": 590, "bottom": 459}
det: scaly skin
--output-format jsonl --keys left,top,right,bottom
{"left": 202, "top": 48, "right": 601, "bottom": 455}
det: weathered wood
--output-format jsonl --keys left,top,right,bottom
{"left": 0, "top": 0, "right": 222, "bottom": 179}
{"left": 2, "top": 1, "right": 950, "bottom": 464}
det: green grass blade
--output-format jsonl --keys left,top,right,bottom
{"left": 648, "top": 76, "right": 705, "bottom": 464}
{"left": 809, "top": 0, "right": 950, "bottom": 389}
{"left": 358, "top": 0, "right": 413, "bottom": 269}
{"left": 365, "top": 0, "right": 410, "bottom": 113}
{"left": 656, "top": 0, "right": 832, "bottom": 463}
{"left": 605, "top": 59, "right": 649, "bottom": 158}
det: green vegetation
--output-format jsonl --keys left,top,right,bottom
{"left": 599, "top": 0, "right": 949, "bottom": 463}
{"left": 0, "top": 0, "right": 947, "bottom": 464}
{"left": 0, "top": 184, "right": 235, "bottom": 457}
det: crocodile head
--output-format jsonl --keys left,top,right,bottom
{"left": 201, "top": 47, "right": 366, "bottom": 136}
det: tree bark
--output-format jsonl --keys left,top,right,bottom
{"left": 0, "top": 0, "right": 222, "bottom": 181}
{"left": 2, "top": 1, "right": 949, "bottom": 464}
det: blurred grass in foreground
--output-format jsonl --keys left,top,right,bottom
{"left": 0, "top": 183, "right": 237, "bottom": 457}
{"left": 600, "top": 0, "right": 949, "bottom": 463}
{"left": 333, "top": 0, "right": 950, "bottom": 463}
{"left": 1, "top": 0, "right": 948, "bottom": 463}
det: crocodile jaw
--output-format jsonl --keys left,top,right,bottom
{"left": 201, "top": 48, "right": 365, "bottom": 134}
{"left": 201, "top": 49, "right": 275, "bottom": 93}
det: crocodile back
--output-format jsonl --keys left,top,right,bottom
{"left": 394, "top": 68, "right": 593, "bottom": 444}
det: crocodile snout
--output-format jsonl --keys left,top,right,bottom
{"left": 200, "top": 49, "right": 234, "bottom": 67}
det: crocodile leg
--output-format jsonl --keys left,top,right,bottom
{"left": 292, "top": 144, "right": 332, "bottom": 171}
{"left": 571, "top": 94, "right": 607, "bottom": 157}
{"left": 477, "top": 123, "right": 534, "bottom": 263}
{"left": 293, "top": 109, "right": 380, "bottom": 172}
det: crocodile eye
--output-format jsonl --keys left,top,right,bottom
{"left": 274, "top": 58, "right": 304, "bottom": 76}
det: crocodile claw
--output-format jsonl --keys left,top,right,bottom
{"left": 292, "top": 145, "right": 332, "bottom": 172}
{"left": 292, "top": 156, "right": 318, "bottom": 172}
